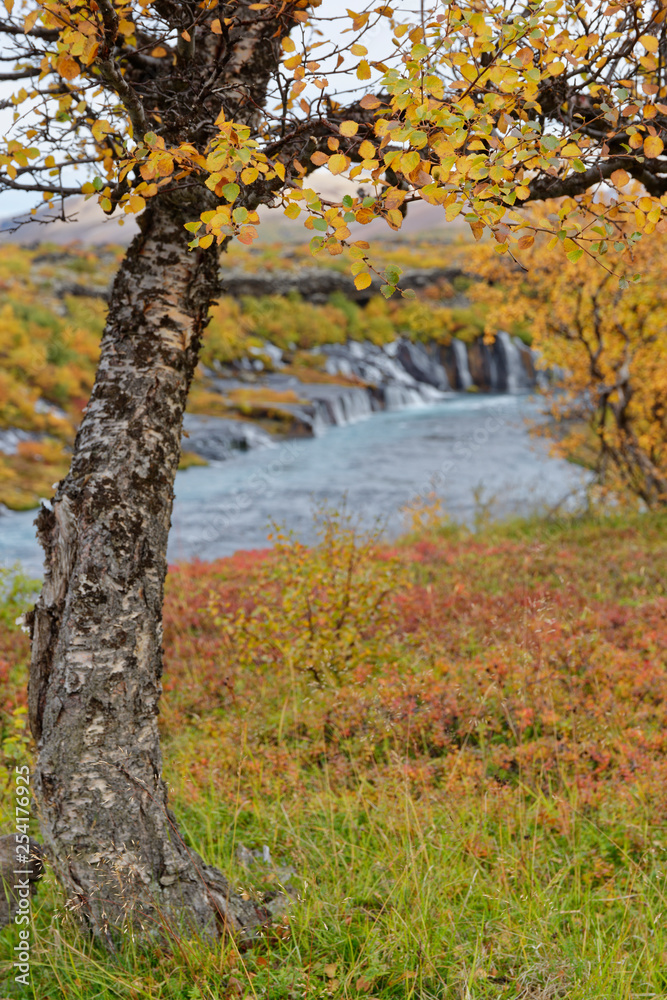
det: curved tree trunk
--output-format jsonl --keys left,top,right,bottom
{"left": 27, "top": 193, "right": 266, "bottom": 944}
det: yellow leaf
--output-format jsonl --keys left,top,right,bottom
{"left": 339, "top": 120, "right": 358, "bottom": 137}
{"left": 274, "top": 160, "right": 285, "bottom": 180}
{"left": 324, "top": 964, "right": 338, "bottom": 979}
{"left": 644, "top": 135, "right": 664, "bottom": 158}
{"left": 92, "top": 119, "right": 113, "bottom": 142}
{"left": 445, "top": 201, "right": 462, "bottom": 221}
{"left": 199, "top": 234, "right": 214, "bottom": 248}
{"left": 358, "top": 139, "right": 375, "bottom": 159}
{"left": 4, "top": 0, "right": 14, "bottom": 14}
{"left": 282, "top": 36, "right": 295, "bottom": 52}
{"left": 328, "top": 153, "right": 349, "bottom": 175}
{"left": 284, "top": 202, "right": 300, "bottom": 219}
{"left": 516, "top": 185, "right": 530, "bottom": 200}
{"left": 350, "top": 43, "right": 367, "bottom": 56}
{"left": 561, "top": 143, "right": 581, "bottom": 157}
{"left": 640, "top": 34, "right": 658, "bottom": 53}
{"left": 125, "top": 194, "right": 146, "bottom": 213}
{"left": 386, "top": 208, "right": 403, "bottom": 228}
{"left": 357, "top": 60, "right": 371, "bottom": 80}
{"left": 629, "top": 132, "right": 644, "bottom": 149}
{"left": 354, "top": 273, "right": 372, "bottom": 290}
{"left": 56, "top": 55, "right": 79, "bottom": 80}
{"left": 241, "top": 167, "right": 258, "bottom": 184}
{"left": 23, "top": 9, "right": 39, "bottom": 32}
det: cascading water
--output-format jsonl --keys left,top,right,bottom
{"left": 495, "top": 331, "right": 528, "bottom": 393}
{"left": 451, "top": 338, "right": 473, "bottom": 391}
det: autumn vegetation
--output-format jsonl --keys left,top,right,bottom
{"left": 1, "top": 506, "right": 666, "bottom": 997}
{"left": 0, "top": 238, "right": 487, "bottom": 509}
{"left": 3, "top": 0, "right": 667, "bottom": 970}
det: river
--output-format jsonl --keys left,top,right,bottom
{"left": 0, "top": 393, "right": 589, "bottom": 576}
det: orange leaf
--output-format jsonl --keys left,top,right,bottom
{"left": 470, "top": 221, "right": 485, "bottom": 241}
{"left": 56, "top": 55, "right": 80, "bottom": 80}
{"left": 211, "top": 19, "right": 222, "bottom": 33}
{"left": 644, "top": 135, "right": 664, "bottom": 158}
{"left": 610, "top": 168, "right": 630, "bottom": 188}
{"left": 359, "top": 94, "right": 381, "bottom": 109}
{"left": 310, "top": 151, "right": 329, "bottom": 166}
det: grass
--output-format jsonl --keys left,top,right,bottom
{"left": 0, "top": 508, "right": 666, "bottom": 998}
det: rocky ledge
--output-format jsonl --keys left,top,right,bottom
{"left": 183, "top": 333, "right": 541, "bottom": 461}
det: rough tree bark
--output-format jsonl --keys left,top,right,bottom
{"left": 26, "top": 193, "right": 266, "bottom": 943}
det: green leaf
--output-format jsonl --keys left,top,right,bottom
{"left": 184, "top": 221, "right": 202, "bottom": 233}
{"left": 144, "top": 131, "right": 158, "bottom": 146}
{"left": 222, "top": 183, "right": 240, "bottom": 202}
{"left": 342, "top": 195, "right": 353, "bottom": 208}
{"left": 566, "top": 247, "right": 584, "bottom": 263}
{"left": 312, "top": 218, "right": 328, "bottom": 231}
{"left": 380, "top": 284, "right": 396, "bottom": 298}
{"left": 92, "top": 176, "right": 104, "bottom": 191}
{"left": 401, "top": 288, "right": 416, "bottom": 299}
{"left": 384, "top": 264, "right": 401, "bottom": 285}
{"left": 232, "top": 207, "right": 248, "bottom": 223}
{"left": 572, "top": 158, "right": 586, "bottom": 172}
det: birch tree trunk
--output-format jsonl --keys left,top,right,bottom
{"left": 27, "top": 192, "right": 265, "bottom": 943}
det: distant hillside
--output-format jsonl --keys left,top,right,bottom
{"left": 0, "top": 171, "right": 465, "bottom": 247}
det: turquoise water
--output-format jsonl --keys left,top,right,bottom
{"left": 0, "top": 394, "right": 589, "bottom": 575}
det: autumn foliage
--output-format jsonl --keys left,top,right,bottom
{"left": 1, "top": 509, "right": 666, "bottom": 992}
{"left": 469, "top": 225, "right": 667, "bottom": 507}
{"left": 4, "top": 1, "right": 667, "bottom": 286}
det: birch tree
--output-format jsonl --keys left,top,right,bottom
{"left": 1, "top": 0, "right": 666, "bottom": 942}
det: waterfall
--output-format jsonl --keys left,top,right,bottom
{"left": 496, "top": 331, "right": 528, "bottom": 393}
{"left": 482, "top": 342, "right": 501, "bottom": 391}
{"left": 451, "top": 338, "right": 473, "bottom": 390}
{"left": 382, "top": 385, "right": 427, "bottom": 410}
